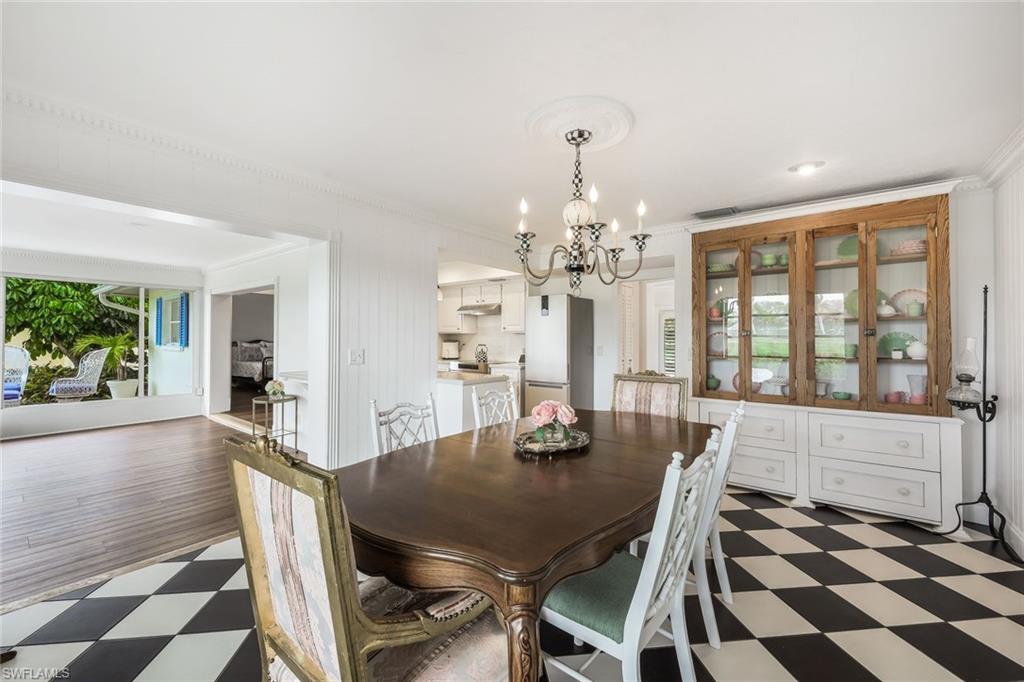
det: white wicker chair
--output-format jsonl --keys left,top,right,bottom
{"left": 471, "top": 378, "right": 519, "bottom": 428}
{"left": 3, "top": 346, "right": 30, "bottom": 407}
{"left": 49, "top": 347, "right": 110, "bottom": 402}
{"left": 370, "top": 394, "right": 439, "bottom": 456}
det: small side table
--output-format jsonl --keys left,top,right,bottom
{"left": 252, "top": 394, "right": 298, "bottom": 453}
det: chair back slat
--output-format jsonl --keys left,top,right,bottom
{"left": 612, "top": 372, "right": 689, "bottom": 420}
{"left": 624, "top": 443, "right": 718, "bottom": 639}
{"left": 472, "top": 378, "right": 519, "bottom": 428}
{"left": 370, "top": 395, "right": 439, "bottom": 456}
{"left": 226, "top": 436, "right": 365, "bottom": 681}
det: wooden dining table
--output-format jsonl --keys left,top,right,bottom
{"left": 335, "top": 409, "right": 713, "bottom": 682}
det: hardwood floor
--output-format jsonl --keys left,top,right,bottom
{"left": 1, "top": 417, "right": 242, "bottom": 611}
{"left": 227, "top": 384, "right": 260, "bottom": 423}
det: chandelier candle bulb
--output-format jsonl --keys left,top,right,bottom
{"left": 636, "top": 200, "right": 646, "bottom": 233}
{"left": 611, "top": 218, "right": 619, "bottom": 247}
{"left": 589, "top": 184, "right": 599, "bottom": 223}
{"left": 518, "top": 218, "right": 526, "bottom": 234}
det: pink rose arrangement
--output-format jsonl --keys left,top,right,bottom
{"left": 531, "top": 400, "right": 577, "bottom": 442}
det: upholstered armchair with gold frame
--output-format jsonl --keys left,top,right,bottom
{"left": 225, "top": 435, "right": 507, "bottom": 682}
{"left": 612, "top": 371, "right": 689, "bottom": 420}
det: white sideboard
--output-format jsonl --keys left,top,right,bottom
{"left": 693, "top": 397, "right": 965, "bottom": 534}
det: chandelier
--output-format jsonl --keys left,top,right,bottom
{"left": 514, "top": 128, "right": 651, "bottom": 296}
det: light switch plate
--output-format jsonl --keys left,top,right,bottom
{"left": 348, "top": 349, "right": 365, "bottom": 365}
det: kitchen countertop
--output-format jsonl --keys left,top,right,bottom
{"left": 436, "top": 372, "right": 510, "bottom": 386}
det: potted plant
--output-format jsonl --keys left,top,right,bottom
{"left": 74, "top": 332, "right": 138, "bottom": 399}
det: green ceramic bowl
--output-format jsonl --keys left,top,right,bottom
{"left": 831, "top": 391, "right": 853, "bottom": 400}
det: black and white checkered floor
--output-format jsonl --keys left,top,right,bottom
{"left": 2, "top": 489, "right": 1022, "bottom": 681}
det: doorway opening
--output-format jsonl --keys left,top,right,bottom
{"left": 208, "top": 284, "right": 276, "bottom": 432}
{"left": 617, "top": 278, "right": 676, "bottom": 375}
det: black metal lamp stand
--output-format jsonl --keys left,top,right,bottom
{"left": 944, "top": 286, "right": 1022, "bottom": 563}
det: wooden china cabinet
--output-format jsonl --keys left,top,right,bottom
{"left": 693, "top": 194, "right": 952, "bottom": 417}
{"left": 691, "top": 195, "right": 962, "bottom": 533}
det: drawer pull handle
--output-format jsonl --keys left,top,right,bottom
{"left": 765, "top": 465, "right": 776, "bottom": 474}
{"left": 764, "top": 425, "right": 775, "bottom": 433}
{"left": 833, "top": 477, "right": 845, "bottom": 485}
{"left": 833, "top": 433, "right": 845, "bottom": 442}
{"left": 897, "top": 487, "right": 911, "bottom": 497}
{"left": 897, "top": 440, "right": 910, "bottom": 449}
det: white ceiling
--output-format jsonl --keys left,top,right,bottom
{"left": 3, "top": 3, "right": 1021, "bottom": 241}
{"left": 1, "top": 193, "right": 286, "bottom": 269}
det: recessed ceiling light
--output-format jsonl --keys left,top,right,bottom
{"left": 789, "top": 161, "right": 825, "bottom": 176}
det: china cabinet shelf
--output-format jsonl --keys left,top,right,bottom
{"left": 814, "top": 253, "right": 926, "bottom": 270}
{"left": 694, "top": 194, "right": 952, "bottom": 416}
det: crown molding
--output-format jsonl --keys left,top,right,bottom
{"left": 980, "top": 120, "right": 1024, "bottom": 187}
{"left": 3, "top": 88, "right": 506, "bottom": 246}
{"left": 681, "top": 178, "right": 969, "bottom": 234}
{"left": 0, "top": 246, "right": 203, "bottom": 286}
{"left": 203, "top": 242, "right": 308, "bottom": 275}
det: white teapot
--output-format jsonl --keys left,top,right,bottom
{"left": 876, "top": 300, "right": 898, "bottom": 318}
{"left": 906, "top": 340, "right": 928, "bottom": 360}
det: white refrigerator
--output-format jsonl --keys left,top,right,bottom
{"left": 524, "top": 294, "right": 594, "bottom": 410}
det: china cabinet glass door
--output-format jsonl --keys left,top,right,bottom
{"left": 745, "top": 235, "right": 795, "bottom": 403}
{"left": 809, "top": 224, "right": 865, "bottom": 407}
{"left": 867, "top": 217, "right": 934, "bottom": 413}
{"left": 703, "top": 244, "right": 741, "bottom": 397}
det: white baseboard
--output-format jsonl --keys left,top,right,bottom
{"left": 1006, "top": 520, "right": 1024, "bottom": 556}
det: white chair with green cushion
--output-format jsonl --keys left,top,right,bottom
{"left": 540, "top": 443, "right": 720, "bottom": 682}
{"left": 629, "top": 401, "right": 744, "bottom": 650}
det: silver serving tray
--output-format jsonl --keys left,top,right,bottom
{"left": 514, "top": 428, "right": 591, "bottom": 458}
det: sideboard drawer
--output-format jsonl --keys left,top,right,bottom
{"left": 729, "top": 445, "right": 796, "bottom": 496}
{"left": 702, "top": 404, "right": 796, "bottom": 453}
{"left": 809, "top": 456, "right": 941, "bottom": 522}
{"left": 808, "top": 414, "right": 940, "bottom": 472}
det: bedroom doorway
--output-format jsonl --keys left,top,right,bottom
{"left": 207, "top": 282, "right": 278, "bottom": 432}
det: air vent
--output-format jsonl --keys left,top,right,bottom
{"left": 693, "top": 207, "right": 739, "bottom": 220}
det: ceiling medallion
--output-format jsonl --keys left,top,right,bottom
{"left": 526, "top": 96, "right": 634, "bottom": 152}
{"left": 514, "top": 129, "right": 650, "bottom": 296}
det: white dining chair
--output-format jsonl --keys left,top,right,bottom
{"left": 370, "top": 395, "right": 440, "bottom": 456}
{"left": 540, "top": 442, "right": 720, "bottom": 682}
{"left": 688, "top": 405, "right": 744, "bottom": 649}
{"left": 472, "top": 378, "right": 519, "bottom": 428}
{"left": 628, "top": 401, "right": 745, "bottom": 650}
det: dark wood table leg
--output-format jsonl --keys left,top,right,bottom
{"left": 503, "top": 584, "right": 541, "bottom": 682}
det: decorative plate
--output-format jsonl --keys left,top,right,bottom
{"left": 514, "top": 429, "right": 590, "bottom": 459}
{"left": 732, "top": 369, "right": 772, "bottom": 394}
{"left": 844, "top": 288, "right": 888, "bottom": 317}
{"left": 707, "top": 263, "right": 735, "bottom": 273}
{"left": 735, "top": 250, "right": 763, "bottom": 270}
{"left": 877, "top": 331, "right": 917, "bottom": 357}
{"left": 891, "top": 288, "right": 927, "bottom": 314}
{"left": 708, "top": 332, "right": 728, "bottom": 356}
{"left": 837, "top": 235, "right": 859, "bottom": 260}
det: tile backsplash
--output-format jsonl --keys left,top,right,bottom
{"left": 439, "top": 314, "right": 524, "bottom": 363}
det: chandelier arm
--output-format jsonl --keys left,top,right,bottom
{"left": 617, "top": 249, "right": 645, "bottom": 279}
{"left": 590, "top": 245, "right": 619, "bottom": 285}
{"left": 522, "top": 245, "right": 568, "bottom": 285}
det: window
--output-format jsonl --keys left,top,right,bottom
{"left": 155, "top": 292, "right": 189, "bottom": 349}
{"left": 661, "top": 313, "right": 676, "bottom": 375}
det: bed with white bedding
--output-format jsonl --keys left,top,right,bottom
{"left": 232, "top": 340, "right": 274, "bottom": 385}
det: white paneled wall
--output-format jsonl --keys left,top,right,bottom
{"left": 993, "top": 161, "right": 1024, "bottom": 553}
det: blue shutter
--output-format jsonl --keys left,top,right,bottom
{"left": 179, "top": 292, "right": 189, "bottom": 348}
{"left": 155, "top": 297, "right": 163, "bottom": 346}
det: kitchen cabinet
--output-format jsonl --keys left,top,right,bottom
{"left": 694, "top": 194, "right": 951, "bottom": 416}
{"left": 462, "top": 283, "right": 502, "bottom": 305}
{"left": 500, "top": 280, "right": 527, "bottom": 332}
{"left": 438, "top": 286, "right": 477, "bottom": 334}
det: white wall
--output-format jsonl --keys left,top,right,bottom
{"left": 231, "top": 293, "right": 274, "bottom": 342}
{"left": 992, "top": 155, "right": 1024, "bottom": 554}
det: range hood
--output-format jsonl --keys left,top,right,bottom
{"left": 457, "top": 302, "right": 502, "bottom": 316}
